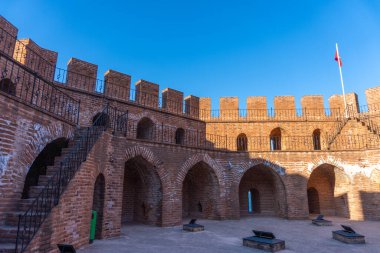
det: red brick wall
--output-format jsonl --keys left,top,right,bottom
{"left": 0, "top": 93, "right": 74, "bottom": 215}
{"left": 1, "top": 16, "right": 380, "bottom": 253}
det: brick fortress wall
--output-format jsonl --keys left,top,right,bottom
{"left": 0, "top": 15, "right": 379, "bottom": 253}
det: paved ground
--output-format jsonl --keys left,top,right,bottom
{"left": 78, "top": 217, "right": 379, "bottom": 253}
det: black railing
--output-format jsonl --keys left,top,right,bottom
{"left": 111, "top": 114, "right": 379, "bottom": 151}
{"left": 329, "top": 134, "right": 380, "bottom": 150}
{"left": 200, "top": 107, "right": 342, "bottom": 121}
{"left": 15, "top": 105, "right": 111, "bottom": 252}
{"left": 358, "top": 102, "right": 380, "bottom": 115}
{"left": 0, "top": 49, "right": 80, "bottom": 125}
{"left": 0, "top": 22, "right": 57, "bottom": 82}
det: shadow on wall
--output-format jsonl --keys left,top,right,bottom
{"left": 307, "top": 164, "right": 350, "bottom": 218}
{"left": 360, "top": 191, "right": 380, "bottom": 220}
{"left": 22, "top": 138, "right": 69, "bottom": 199}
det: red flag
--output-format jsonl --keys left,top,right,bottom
{"left": 335, "top": 50, "right": 342, "bottom": 67}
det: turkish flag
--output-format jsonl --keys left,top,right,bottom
{"left": 335, "top": 50, "right": 342, "bottom": 67}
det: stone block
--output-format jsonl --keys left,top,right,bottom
{"left": 312, "top": 219, "right": 332, "bottom": 226}
{"left": 332, "top": 230, "right": 365, "bottom": 244}
{"left": 243, "top": 236, "right": 285, "bottom": 252}
{"left": 183, "top": 224, "right": 204, "bottom": 232}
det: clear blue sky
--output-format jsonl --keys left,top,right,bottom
{"left": 1, "top": 0, "right": 380, "bottom": 109}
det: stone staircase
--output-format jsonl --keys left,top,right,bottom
{"left": 0, "top": 128, "right": 89, "bottom": 253}
{"left": 355, "top": 115, "right": 380, "bottom": 136}
{"left": 327, "top": 116, "right": 349, "bottom": 149}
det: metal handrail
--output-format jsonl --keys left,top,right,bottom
{"left": 0, "top": 45, "right": 80, "bottom": 125}
{"left": 15, "top": 104, "right": 111, "bottom": 252}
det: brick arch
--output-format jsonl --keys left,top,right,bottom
{"left": 0, "top": 121, "right": 74, "bottom": 202}
{"left": 15, "top": 122, "right": 73, "bottom": 180}
{"left": 304, "top": 156, "right": 351, "bottom": 182}
{"left": 90, "top": 111, "right": 110, "bottom": 126}
{"left": 129, "top": 111, "right": 160, "bottom": 125}
{"left": 124, "top": 145, "right": 167, "bottom": 186}
{"left": 176, "top": 153, "right": 225, "bottom": 187}
{"left": 234, "top": 158, "right": 288, "bottom": 217}
{"left": 234, "top": 158, "right": 286, "bottom": 184}
{"left": 306, "top": 160, "right": 351, "bottom": 217}
{"left": 269, "top": 126, "right": 290, "bottom": 136}
{"left": 177, "top": 153, "right": 226, "bottom": 219}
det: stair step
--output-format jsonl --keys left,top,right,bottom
{"left": 0, "top": 243, "right": 16, "bottom": 253}
{"left": 38, "top": 175, "right": 53, "bottom": 185}
{"left": 17, "top": 199, "right": 36, "bottom": 212}
{"left": 28, "top": 186, "right": 46, "bottom": 199}
{"left": 46, "top": 167, "right": 60, "bottom": 177}
{"left": 0, "top": 225, "right": 18, "bottom": 241}
{"left": 18, "top": 198, "right": 56, "bottom": 214}
{"left": 4, "top": 212, "right": 48, "bottom": 227}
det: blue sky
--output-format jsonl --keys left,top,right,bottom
{"left": 1, "top": 0, "right": 380, "bottom": 109}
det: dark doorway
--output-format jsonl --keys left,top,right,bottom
{"left": 22, "top": 138, "right": 68, "bottom": 199}
{"left": 250, "top": 188, "right": 261, "bottom": 213}
{"left": 0, "top": 78, "right": 16, "bottom": 96}
{"left": 92, "top": 174, "right": 105, "bottom": 239}
{"left": 136, "top": 117, "right": 154, "bottom": 140}
{"left": 175, "top": 128, "right": 185, "bottom": 145}
{"left": 270, "top": 128, "right": 281, "bottom": 150}
{"left": 307, "top": 187, "right": 320, "bottom": 214}
{"left": 237, "top": 133, "right": 248, "bottom": 151}
{"left": 92, "top": 112, "right": 110, "bottom": 127}
{"left": 313, "top": 129, "right": 321, "bottom": 150}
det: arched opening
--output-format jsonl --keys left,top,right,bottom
{"left": 307, "top": 164, "right": 349, "bottom": 217}
{"left": 122, "top": 156, "right": 162, "bottom": 225}
{"left": 239, "top": 164, "right": 287, "bottom": 217}
{"left": 307, "top": 187, "right": 320, "bottom": 214}
{"left": 250, "top": 188, "right": 261, "bottom": 213}
{"left": 313, "top": 129, "right": 321, "bottom": 150}
{"left": 92, "top": 174, "right": 105, "bottom": 239}
{"left": 270, "top": 128, "right": 281, "bottom": 151}
{"left": 0, "top": 78, "right": 16, "bottom": 96}
{"left": 237, "top": 133, "right": 248, "bottom": 151}
{"left": 175, "top": 128, "right": 185, "bottom": 145}
{"left": 92, "top": 112, "right": 110, "bottom": 127}
{"left": 182, "top": 161, "right": 220, "bottom": 219}
{"left": 136, "top": 117, "right": 154, "bottom": 140}
{"left": 22, "top": 138, "right": 69, "bottom": 199}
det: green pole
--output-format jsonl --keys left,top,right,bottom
{"left": 90, "top": 210, "right": 97, "bottom": 243}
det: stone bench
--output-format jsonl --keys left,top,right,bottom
{"left": 332, "top": 230, "right": 365, "bottom": 244}
{"left": 312, "top": 219, "right": 332, "bottom": 226}
{"left": 183, "top": 223, "right": 204, "bottom": 232}
{"left": 243, "top": 236, "right": 285, "bottom": 252}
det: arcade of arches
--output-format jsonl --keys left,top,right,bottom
{"left": 9, "top": 132, "right": 380, "bottom": 252}
{"left": 18, "top": 138, "right": 374, "bottom": 228}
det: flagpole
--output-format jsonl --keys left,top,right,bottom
{"left": 336, "top": 43, "right": 347, "bottom": 117}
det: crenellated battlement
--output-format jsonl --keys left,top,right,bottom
{"left": 1, "top": 15, "right": 380, "bottom": 253}
{"left": 0, "top": 16, "right": 201, "bottom": 119}
{"left": 197, "top": 89, "right": 380, "bottom": 121}
{"left": 0, "top": 15, "right": 379, "bottom": 123}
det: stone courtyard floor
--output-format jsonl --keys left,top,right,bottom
{"left": 78, "top": 217, "right": 380, "bottom": 253}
